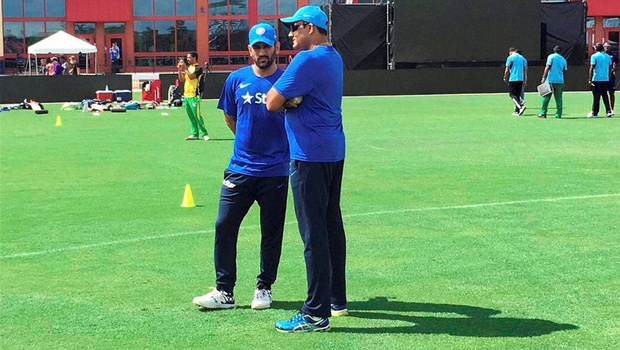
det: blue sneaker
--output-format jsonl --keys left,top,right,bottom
{"left": 275, "top": 311, "right": 330, "bottom": 333}
{"left": 330, "top": 304, "right": 348, "bottom": 317}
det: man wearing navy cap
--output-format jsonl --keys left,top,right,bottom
{"left": 267, "top": 5, "right": 348, "bottom": 333}
{"left": 193, "top": 23, "right": 289, "bottom": 311}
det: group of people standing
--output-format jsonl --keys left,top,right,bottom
{"left": 587, "top": 42, "right": 618, "bottom": 118}
{"left": 187, "top": 6, "right": 348, "bottom": 333}
{"left": 504, "top": 42, "right": 618, "bottom": 118}
{"left": 39, "top": 55, "right": 79, "bottom": 76}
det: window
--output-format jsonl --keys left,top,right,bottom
{"left": 177, "top": 20, "right": 196, "bottom": 52}
{"left": 134, "top": 0, "right": 153, "bottom": 16}
{"left": 278, "top": 0, "right": 295, "bottom": 14}
{"left": 176, "top": 0, "right": 195, "bottom": 16}
{"left": 135, "top": 21, "right": 155, "bottom": 52}
{"left": 258, "top": 0, "right": 276, "bottom": 15}
{"left": 209, "top": 20, "right": 229, "bottom": 51}
{"left": 3, "top": 20, "right": 65, "bottom": 54}
{"left": 603, "top": 17, "right": 620, "bottom": 28}
{"left": 74, "top": 23, "right": 95, "bottom": 34}
{"left": 105, "top": 23, "right": 125, "bottom": 34}
{"left": 3, "top": 22, "right": 25, "bottom": 54}
{"left": 155, "top": 20, "right": 175, "bottom": 52}
{"left": 134, "top": 20, "right": 196, "bottom": 52}
{"left": 257, "top": 0, "right": 296, "bottom": 15}
{"left": 3, "top": 0, "right": 23, "bottom": 17}
{"left": 25, "top": 0, "right": 44, "bottom": 17}
{"left": 155, "top": 0, "right": 174, "bottom": 16}
{"left": 209, "top": 0, "right": 248, "bottom": 15}
{"left": 134, "top": 0, "right": 195, "bottom": 16}
{"left": 586, "top": 17, "right": 594, "bottom": 29}
{"left": 24, "top": 21, "right": 44, "bottom": 46}
{"left": 46, "top": 21, "right": 65, "bottom": 33}
{"left": 46, "top": 0, "right": 65, "bottom": 17}
{"left": 209, "top": 19, "right": 248, "bottom": 51}
{"left": 309, "top": 0, "right": 328, "bottom": 6}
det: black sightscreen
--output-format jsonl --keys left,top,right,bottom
{"left": 541, "top": 2, "right": 586, "bottom": 65}
{"left": 330, "top": 4, "right": 388, "bottom": 70}
{"left": 394, "top": 0, "right": 541, "bottom": 64}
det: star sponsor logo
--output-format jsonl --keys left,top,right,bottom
{"left": 241, "top": 92, "right": 269, "bottom": 105}
{"left": 242, "top": 91, "right": 253, "bottom": 104}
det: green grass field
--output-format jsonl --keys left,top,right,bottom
{"left": 1, "top": 92, "right": 619, "bottom": 349}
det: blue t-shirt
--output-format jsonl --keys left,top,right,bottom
{"left": 273, "top": 46, "right": 345, "bottom": 162}
{"left": 545, "top": 53, "right": 567, "bottom": 84}
{"left": 590, "top": 51, "right": 611, "bottom": 82}
{"left": 217, "top": 66, "right": 289, "bottom": 177}
{"left": 109, "top": 46, "right": 120, "bottom": 61}
{"left": 505, "top": 53, "right": 527, "bottom": 82}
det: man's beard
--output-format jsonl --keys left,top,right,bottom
{"left": 255, "top": 53, "right": 276, "bottom": 69}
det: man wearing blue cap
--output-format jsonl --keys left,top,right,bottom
{"left": 266, "top": 5, "right": 347, "bottom": 333}
{"left": 193, "top": 23, "right": 289, "bottom": 311}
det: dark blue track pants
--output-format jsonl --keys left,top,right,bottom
{"left": 291, "top": 160, "right": 347, "bottom": 318}
{"left": 214, "top": 170, "right": 288, "bottom": 294}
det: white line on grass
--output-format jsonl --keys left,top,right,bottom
{"left": 2, "top": 193, "right": 618, "bottom": 260}
{"left": 343, "top": 91, "right": 593, "bottom": 99}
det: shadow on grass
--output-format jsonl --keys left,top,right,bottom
{"left": 271, "top": 297, "right": 578, "bottom": 337}
{"left": 205, "top": 138, "right": 234, "bottom": 141}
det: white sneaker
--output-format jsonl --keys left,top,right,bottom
{"left": 193, "top": 288, "right": 235, "bottom": 309}
{"left": 607, "top": 111, "right": 613, "bottom": 118}
{"left": 587, "top": 112, "right": 597, "bottom": 118}
{"left": 251, "top": 288, "right": 272, "bottom": 310}
{"left": 203, "top": 135, "right": 210, "bottom": 141}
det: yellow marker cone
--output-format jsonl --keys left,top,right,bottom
{"left": 181, "top": 184, "right": 196, "bottom": 208}
{"left": 55, "top": 115, "right": 62, "bottom": 127}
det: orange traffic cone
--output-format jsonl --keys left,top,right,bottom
{"left": 181, "top": 184, "right": 196, "bottom": 208}
{"left": 55, "top": 115, "right": 62, "bottom": 127}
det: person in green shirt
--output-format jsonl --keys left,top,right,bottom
{"left": 178, "top": 51, "right": 209, "bottom": 140}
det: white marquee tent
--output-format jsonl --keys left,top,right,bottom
{"left": 28, "top": 30, "right": 98, "bottom": 74}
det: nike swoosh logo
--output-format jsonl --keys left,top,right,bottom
{"left": 238, "top": 83, "right": 251, "bottom": 88}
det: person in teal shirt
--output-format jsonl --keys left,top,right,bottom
{"left": 588, "top": 43, "right": 612, "bottom": 118}
{"left": 503, "top": 47, "right": 528, "bottom": 116}
{"left": 538, "top": 45, "right": 568, "bottom": 118}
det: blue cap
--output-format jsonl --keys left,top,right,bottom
{"left": 249, "top": 23, "right": 277, "bottom": 46}
{"left": 280, "top": 6, "right": 328, "bottom": 31}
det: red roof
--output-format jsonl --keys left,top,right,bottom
{"left": 587, "top": 0, "right": 620, "bottom": 16}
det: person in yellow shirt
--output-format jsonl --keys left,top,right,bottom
{"left": 178, "top": 51, "right": 209, "bottom": 140}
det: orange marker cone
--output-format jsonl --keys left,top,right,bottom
{"left": 55, "top": 115, "right": 62, "bottom": 127}
{"left": 181, "top": 184, "right": 196, "bottom": 208}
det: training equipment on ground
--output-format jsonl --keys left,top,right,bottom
{"left": 23, "top": 99, "right": 49, "bottom": 114}
{"left": 181, "top": 184, "right": 195, "bottom": 208}
{"left": 110, "top": 107, "right": 126, "bottom": 113}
